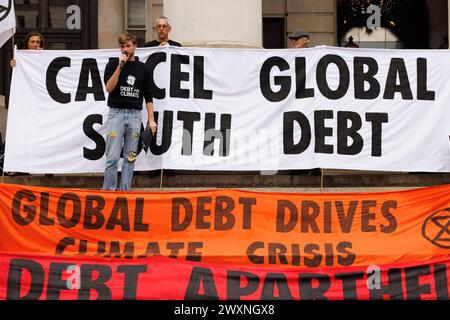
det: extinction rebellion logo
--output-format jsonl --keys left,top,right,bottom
{"left": 0, "top": 0, "right": 12, "bottom": 22}
{"left": 422, "top": 207, "right": 450, "bottom": 249}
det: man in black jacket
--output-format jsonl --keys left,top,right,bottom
{"left": 144, "top": 16, "right": 181, "bottom": 47}
{"left": 103, "top": 33, "right": 157, "bottom": 191}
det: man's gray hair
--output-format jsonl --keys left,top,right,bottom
{"left": 155, "top": 16, "right": 171, "bottom": 27}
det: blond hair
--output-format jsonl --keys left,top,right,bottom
{"left": 118, "top": 33, "right": 137, "bottom": 45}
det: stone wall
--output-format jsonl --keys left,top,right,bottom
{"left": 98, "top": 0, "right": 337, "bottom": 49}
{"left": 98, "top": 0, "right": 124, "bottom": 49}
{"left": 98, "top": 0, "right": 164, "bottom": 49}
{"left": 262, "top": 0, "right": 336, "bottom": 47}
{"left": 286, "top": 0, "right": 336, "bottom": 47}
{"left": 164, "top": 0, "right": 262, "bottom": 48}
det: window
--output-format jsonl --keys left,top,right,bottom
{"left": 126, "top": 0, "right": 146, "bottom": 29}
{"left": 125, "top": 0, "right": 147, "bottom": 46}
{"left": 15, "top": 0, "right": 39, "bottom": 28}
{"left": 1, "top": 0, "right": 98, "bottom": 98}
{"left": 11, "top": 0, "right": 94, "bottom": 49}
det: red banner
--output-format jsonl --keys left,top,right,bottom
{"left": 0, "top": 253, "right": 449, "bottom": 300}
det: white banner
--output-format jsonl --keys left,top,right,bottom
{"left": 0, "top": 0, "right": 15, "bottom": 48}
{"left": 5, "top": 46, "right": 450, "bottom": 173}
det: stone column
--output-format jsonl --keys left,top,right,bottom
{"left": 163, "top": 0, "right": 262, "bottom": 48}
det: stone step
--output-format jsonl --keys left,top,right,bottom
{"left": 1, "top": 171, "right": 449, "bottom": 191}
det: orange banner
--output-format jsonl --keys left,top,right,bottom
{"left": 0, "top": 183, "right": 449, "bottom": 267}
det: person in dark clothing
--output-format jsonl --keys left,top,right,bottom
{"left": 103, "top": 33, "right": 157, "bottom": 191}
{"left": 144, "top": 16, "right": 180, "bottom": 179}
{"left": 144, "top": 16, "right": 181, "bottom": 47}
{"left": 344, "top": 36, "right": 360, "bottom": 48}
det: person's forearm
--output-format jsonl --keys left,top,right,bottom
{"left": 146, "top": 102, "right": 155, "bottom": 123}
{"left": 146, "top": 102, "right": 157, "bottom": 134}
{"left": 105, "top": 66, "right": 121, "bottom": 93}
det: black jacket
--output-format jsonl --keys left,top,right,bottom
{"left": 144, "top": 39, "right": 182, "bottom": 47}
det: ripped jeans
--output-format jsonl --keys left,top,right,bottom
{"left": 102, "top": 107, "right": 142, "bottom": 191}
